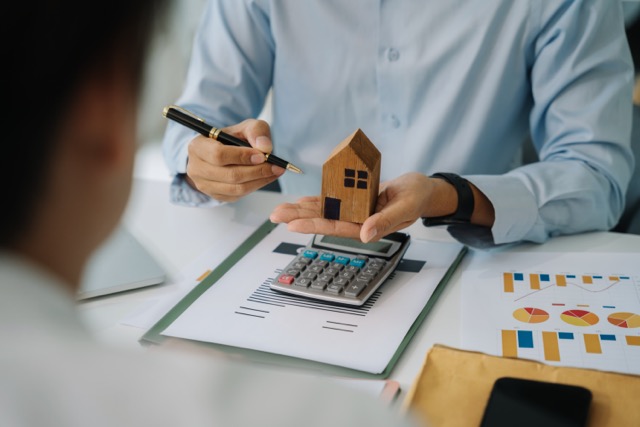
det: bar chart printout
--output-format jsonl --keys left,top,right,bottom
{"left": 462, "top": 252, "right": 640, "bottom": 375}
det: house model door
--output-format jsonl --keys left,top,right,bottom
{"left": 323, "top": 197, "right": 341, "bottom": 220}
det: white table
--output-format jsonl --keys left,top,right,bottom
{"left": 79, "top": 177, "right": 640, "bottom": 397}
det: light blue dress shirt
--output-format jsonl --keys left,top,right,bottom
{"left": 163, "top": 0, "right": 634, "bottom": 245}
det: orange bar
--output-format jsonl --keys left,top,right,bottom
{"left": 584, "top": 334, "right": 602, "bottom": 354}
{"left": 196, "top": 269, "right": 212, "bottom": 282}
{"left": 556, "top": 275, "right": 566, "bottom": 287}
{"left": 503, "top": 273, "right": 514, "bottom": 293}
{"left": 542, "top": 332, "right": 560, "bottom": 362}
{"left": 530, "top": 274, "right": 540, "bottom": 290}
{"left": 626, "top": 336, "right": 640, "bottom": 346}
{"left": 502, "top": 330, "right": 518, "bottom": 358}
{"left": 609, "top": 276, "right": 619, "bottom": 281}
{"left": 582, "top": 275, "right": 593, "bottom": 284}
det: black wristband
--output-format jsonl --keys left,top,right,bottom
{"left": 422, "top": 172, "right": 475, "bottom": 226}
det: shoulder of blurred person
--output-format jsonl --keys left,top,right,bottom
{"left": 0, "top": 251, "right": 411, "bottom": 427}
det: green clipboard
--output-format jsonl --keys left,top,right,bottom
{"left": 140, "top": 220, "right": 467, "bottom": 379}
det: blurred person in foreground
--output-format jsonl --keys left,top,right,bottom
{"left": 0, "top": 2, "right": 413, "bottom": 426}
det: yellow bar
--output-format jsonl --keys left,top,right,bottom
{"left": 196, "top": 269, "right": 212, "bottom": 282}
{"left": 609, "top": 276, "right": 619, "bottom": 281}
{"left": 582, "top": 275, "right": 593, "bottom": 284}
{"left": 530, "top": 274, "right": 540, "bottom": 290}
{"left": 556, "top": 275, "right": 566, "bottom": 287}
{"left": 502, "top": 330, "right": 518, "bottom": 358}
{"left": 503, "top": 273, "right": 514, "bottom": 293}
{"left": 542, "top": 331, "right": 560, "bottom": 362}
{"left": 584, "top": 334, "right": 602, "bottom": 354}
{"left": 626, "top": 336, "right": 640, "bottom": 346}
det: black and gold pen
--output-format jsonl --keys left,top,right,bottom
{"left": 162, "top": 105, "right": 303, "bottom": 174}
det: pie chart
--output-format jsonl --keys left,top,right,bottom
{"left": 513, "top": 307, "right": 549, "bottom": 324}
{"left": 560, "top": 310, "right": 599, "bottom": 327}
{"left": 607, "top": 312, "right": 640, "bottom": 328}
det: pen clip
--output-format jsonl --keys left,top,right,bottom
{"left": 163, "top": 105, "right": 206, "bottom": 123}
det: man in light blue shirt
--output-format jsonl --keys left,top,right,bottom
{"left": 163, "top": 0, "right": 634, "bottom": 246}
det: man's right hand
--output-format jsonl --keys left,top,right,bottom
{"left": 185, "top": 119, "right": 285, "bottom": 202}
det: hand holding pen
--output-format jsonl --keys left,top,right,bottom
{"left": 163, "top": 105, "right": 303, "bottom": 203}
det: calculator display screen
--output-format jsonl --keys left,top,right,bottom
{"left": 318, "top": 235, "right": 393, "bottom": 255}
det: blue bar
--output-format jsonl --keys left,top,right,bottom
{"left": 517, "top": 330, "right": 534, "bottom": 348}
{"left": 620, "top": 276, "right": 630, "bottom": 280}
{"left": 540, "top": 274, "right": 550, "bottom": 281}
{"left": 566, "top": 275, "right": 576, "bottom": 278}
{"left": 603, "top": 305, "right": 616, "bottom": 309}
{"left": 558, "top": 332, "right": 574, "bottom": 340}
{"left": 514, "top": 273, "right": 524, "bottom": 281}
{"left": 593, "top": 276, "right": 603, "bottom": 279}
{"left": 600, "top": 334, "right": 616, "bottom": 341}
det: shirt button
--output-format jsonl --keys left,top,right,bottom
{"left": 390, "top": 115, "right": 400, "bottom": 128}
{"left": 388, "top": 48, "right": 400, "bottom": 62}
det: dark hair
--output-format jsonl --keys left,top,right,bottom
{"left": 2, "top": 1, "right": 167, "bottom": 247}
{"left": 628, "top": 13, "right": 640, "bottom": 73}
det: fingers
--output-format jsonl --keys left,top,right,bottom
{"left": 205, "top": 175, "right": 282, "bottom": 203}
{"left": 361, "top": 186, "right": 413, "bottom": 242}
{"left": 186, "top": 133, "right": 284, "bottom": 202}
{"left": 189, "top": 136, "right": 267, "bottom": 167}
{"left": 270, "top": 197, "right": 362, "bottom": 239}
{"left": 223, "top": 119, "right": 273, "bottom": 153}
{"left": 361, "top": 212, "right": 414, "bottom": 242}
{"left": 270, "top": 189, "right": 416, "bottom": 242}
{"left": 286, "top": 218, "right": 362, "bottom": 239}
{"left": 269, "top": 197, "right": 321, "bottom": 223}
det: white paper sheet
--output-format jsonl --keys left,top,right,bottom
{"left": 121, "top": 225, "right": 260, "bottom": 330}
{"left": 461, "top": 251, "right": 640, "bottom": 375}
{"left": 161, "top": 225, "right": 463, "bottom": 374}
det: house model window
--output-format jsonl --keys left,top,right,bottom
{"left": 321, "top": 129, "right": 381, "bottom": 224}
{"left": 344, "top": 169, "right": 368, "bottom": 189}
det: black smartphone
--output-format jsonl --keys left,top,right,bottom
{"left": 480, "top": 377, "right": 592, "bottom": 427}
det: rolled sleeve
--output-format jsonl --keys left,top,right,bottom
{"left": 526, "top": 1, "right": 634, "bottom": 233}
{"left": 464, "top": 174, "right": 539, "bottom": 244}
{"left": 170, "top": 175, "right": 224, "bottom": 208}
{"left": 161, "top": 0, "right": 275, "bottom": 202}
{"left": 452, "top": 1, "right": 634, "bottom": 247}
{"left": 163, "top": 126, "right": 196, "bottom": 175}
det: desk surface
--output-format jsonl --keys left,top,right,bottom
{"left": 79, "top": 177, "right": 640, "bottom": 398}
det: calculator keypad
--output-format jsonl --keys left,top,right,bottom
{"left": 276, "top": 251, "right": 386, "bottom": 300}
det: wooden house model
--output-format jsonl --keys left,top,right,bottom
{"left": 321, "top": 129, "right": 381, "bottom": 224}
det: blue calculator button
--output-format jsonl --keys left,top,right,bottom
{"left": 320, "top": 253, "right": 335, "bottom": 262}
{"left": 303, "top": 250, "right": 318, "bottom": 259}
{"left": 335, "top": 256, "right": 350, "bottom": 265}
{"left": 349, "top": 258, "right": 366, "bottom": 268}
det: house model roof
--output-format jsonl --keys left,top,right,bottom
{"left": 324, "top": 129, "right": 381, "bottom": 171}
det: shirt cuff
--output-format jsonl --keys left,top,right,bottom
{"left": 169, "top": 174, "right": 225, "bottom": 208}
{"left": 462, "top": 174, "right": 539, "bottom": 245}
{"left": 176, "top": 132, "right": 195, "bottom": 174}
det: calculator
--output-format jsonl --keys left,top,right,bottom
{"left": 271, "top": 232, "right": 411, "bottom": 306}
